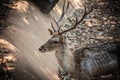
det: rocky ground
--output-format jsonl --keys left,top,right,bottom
{"left": 64, "top": 0, "right": 120, "bottom": 51}
{"left": 0, "top": 1, "right": 17, "bottom": 80}
{"left": 0, "top": 0, "right": 19, "bottom": 35}
{"left": 61, "top": 0, "right": 120, "bottom": 80}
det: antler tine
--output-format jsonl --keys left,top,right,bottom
{"left": 53, "top": 16, "right": 63, "bottom": 34}
{"left": 51, "top": 22, "right": 57, "bottom": 32}
{"left": 53, "top": 17, "right": 60, "bottom": 28}
{"left": 58, "top": 24, "right": 63, "bottom": 35}
{"left": 59, "top": 5, "right": 93, "bottom": 35}
{"left": 48, "top": 28, "right": 53, "bottom": 35}
{"left": 77, "top": 5, "right": 93, "bottom": 24}
{"left": 58, "top": 0, "right": 70, "bottom": 22}
{"left": 59, "top": 15, "right": 78, "bottom": 35}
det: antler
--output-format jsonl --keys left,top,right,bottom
{"left": 55, "top": 0, "right": 70, "bottom": 34}
{"left": 58, "top": 0, "right": 70, "bottom": 22}
{"left": 48, "top": 22, "right": 57, "bottom": 35}
{"left": 59, "top": 5, "right": 93, "bottom": 35}
{"left": 51, "top": 22, "right": 57, "bottom": 32}
{"left": 48, "top": 0, "right": 70, "bottom": 35}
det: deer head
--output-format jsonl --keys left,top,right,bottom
{"left": 39, "top": 3, "right": 92, "bottom": 53}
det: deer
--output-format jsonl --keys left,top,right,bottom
{"left": 73, "top": 41, "right": 120, "bottom": 80}
{"left": 38, "top": 0, "right": 120, "bottom": 79}
{"left": 39, "top": 0, "right": 93, "bottom": 79}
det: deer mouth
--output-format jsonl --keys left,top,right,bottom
{"left": 39, "top": 47, "right": 47, "bottom": 53}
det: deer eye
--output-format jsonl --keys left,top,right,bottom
{"left": 51, "top": 38, "right": 59, "bottom": 44}
{"left": 53, "top": 41, "right": 59, "bottom": 44}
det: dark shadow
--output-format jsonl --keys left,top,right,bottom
{"left": 30, "top": 0, "right": 59, "bottom": 13}
{"left": 106, "top": 0, "right": 120, "bottom": 41}
{"left": 91, "top": 0, "right": 120, "bottom": 41}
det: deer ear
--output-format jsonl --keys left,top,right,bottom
{"left": 48, "top": 29, "right": 53, "bottom": 35}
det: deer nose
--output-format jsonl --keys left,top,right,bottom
{"left": 39, "top": 46, "right": 44, "bottom": 51}
{"left": 39, "top": 48, "right": 42, "bottom": 51}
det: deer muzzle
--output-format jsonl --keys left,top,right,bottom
{"left": 39, "top": 46, "right": 47, "bottom": 53}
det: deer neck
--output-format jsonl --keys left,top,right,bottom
{"left": 56, "top": 36, "right": 68, "bottom": 58}
{"left": 55, "top": 37, "right": 75, "bottom": 73}
{"left": 59, "top": 40, "right": 67, "bottom": 57}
